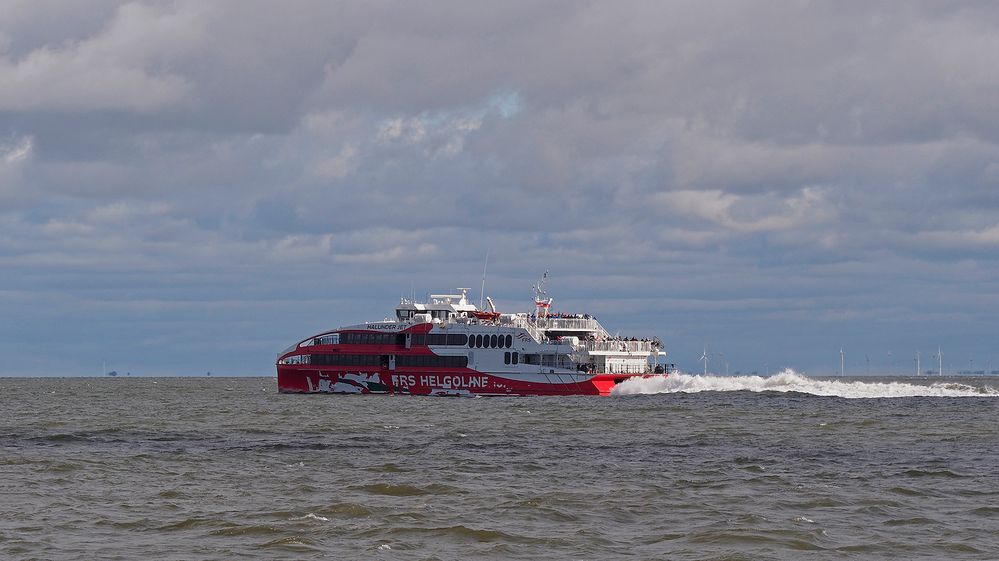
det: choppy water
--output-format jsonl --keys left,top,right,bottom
{"left": 2, "top": 373, "right": 999, "bottom": 560}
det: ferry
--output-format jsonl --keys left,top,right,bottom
{"left": 276, "top": 276, "right": 672, "bottom": 396}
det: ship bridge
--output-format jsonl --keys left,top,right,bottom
{"left": 394, "top": 288, "right": 477, "bottom": 323}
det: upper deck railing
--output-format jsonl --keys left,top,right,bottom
{"left": 504, "top": 315, "right": 546, "bottom": 342}
{"left": 584, "top": 339, "right": 658, "bottom": 353}
{"left": 502, "top": 314, "right": 613, "bottom": 343}
{"left": 534, "top": 317, "right": 605, "bottom": 332}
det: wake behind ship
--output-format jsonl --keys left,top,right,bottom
{"left": 276, "top": 279, "right": 671, "bottom": 396}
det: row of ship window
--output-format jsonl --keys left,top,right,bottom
{"left": 314, "top": 332, "right": 515, "bottom": 348}
{"left": 307, "top": 354, "right": 468, "bottom": 368}
{"left": 470, "top": 334, "right": 513, "bottom": 349}
{"left": 279, "top": 351, "right": 573, "bottom": 369}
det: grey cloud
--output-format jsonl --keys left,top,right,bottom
{"left": 0, "top": 2, "right": 204, "bottom": 113}
{"left": 2, "top": 1, "right": 999, "bottom": 375}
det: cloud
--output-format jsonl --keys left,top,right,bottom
{"left": 1, "top": 134, "right": 31, "bottom": 164}
{"left": 2, "top": 2, "right": 999, "bottom": 375}
{"left": 652, "top": 187, "right": 835, "bottom": 233}
{"left": 377, "top": 118, "right": 427, "bottom": 145}
{"left": 912, "top": 224, "right": 999, "bottom": 249}
{"left": 313, "top": 144, "right": 359, "bottom": 179}
{"left": 0, "top": 134, "right": 33, "bottom": 205}
{"left": 0, "top": 2, "right": 204, "bottom": 112}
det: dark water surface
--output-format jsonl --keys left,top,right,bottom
{"left": 2, "top": 376, "right": 999, "bottom": 560}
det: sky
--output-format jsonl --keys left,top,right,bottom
{"left": 2, "top": 1, "right": 998, "bottom": 377}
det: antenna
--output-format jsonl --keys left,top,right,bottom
{"left": 479, "top": 250, "right": 489, "bottom": 309}
{"left": 532, "top": 270, "right": 552, "bottom": 317}
{"left": 700, "top": 345, "right": 708, "bottom": 376}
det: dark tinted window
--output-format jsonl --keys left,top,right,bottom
{"left": 340, "top": 332, "right": 397, "bottom": 345}
{"left": 311, "top": 353, "right": 381, "bottom": 366}
{"left": 505, "top": 335, "right": 512, "bottom": 348}
{"left": 490, "top": 335, "right": 498, "bottom": 348}
{"left": 396, "top": 355, "right": 468, "bottom": 368}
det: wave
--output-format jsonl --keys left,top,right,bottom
{"left": 611, "top": 369, "right": 999, "bottom": 398}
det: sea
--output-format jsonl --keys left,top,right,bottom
{"left": 2, "top": 372, "right": 998, "bottom": 560}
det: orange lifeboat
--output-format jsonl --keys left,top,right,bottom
{"left": 471, "top": 310, "right": 501, "bottom": 321}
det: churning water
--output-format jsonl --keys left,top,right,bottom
{"left": 614, "top": 369, "right": 999, "bottom": 398}
{"left": 2, "top": 374, "right": 998, "bottom": 560}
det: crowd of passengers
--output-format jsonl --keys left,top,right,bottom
{"left": 574, "top": 362, "right": 675, "bottom": 374}
{"left": 529, "top": 313, "right": 594, "bottom": 321}
{"left": 606, "top": 336, "right": 658, "bottom": 343}
{"left": 576, "top": 334, "right": 661, "bottom": 344}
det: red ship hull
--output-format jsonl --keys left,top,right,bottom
{"left": 276, "top": 365, "right": 645, "bottom": 396}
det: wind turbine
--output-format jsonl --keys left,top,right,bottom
{"left": 700, "top": 346, "right": 709, "bottom": 376}
{"left": 935, "top": 346, "right": 943, "bottom": 376}
{"left": 915, "top": 351, "right": 921, "bottom": 376}
{"left": 840, "top": 348, "right": 845, "bottom": 377}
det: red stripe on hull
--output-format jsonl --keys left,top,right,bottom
{"left": 277, "top": 366, "right": 639, "bottom": 396}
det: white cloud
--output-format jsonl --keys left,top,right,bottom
{"left": 313, "top": 145, "right": 359, "bottom": 180}
{"left": 652, "top": 187, "right": 835, "bottom": 233}
{"left": 0, "top": 2, "right": 205, "bottom": 112}
{"left": 333, "top": 242, "right": 437, "bottom": 264}
{"left": 913, "top": 224, "right": 999, "bottom": 249}
{"left": 377, "top": 117, "right": 427, "bottom": 145}
{"left": 2, "top": 135, "right": 32, "bottom": 164}
{"left": 0, "top": 135, "right": 33, "bottom": 206}
{"left": 85, "top": 201, "right": 173, "bottom": 224}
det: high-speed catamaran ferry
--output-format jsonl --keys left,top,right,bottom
{"left": 276, "top": 276, "right": 672, "bottom": 396}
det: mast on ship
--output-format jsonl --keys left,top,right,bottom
{"left": 533, "top": 270, "right": 553, "bottom": 318}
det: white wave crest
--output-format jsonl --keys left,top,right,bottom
{"left": 611, "top": 369, "right": 999, "bottom": 399}
{"left": 292, "top": 513, "right": 330, "bottom": 522}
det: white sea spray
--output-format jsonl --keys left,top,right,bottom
{"left": 611, "top": 369, "right": 999, "bottom": 398}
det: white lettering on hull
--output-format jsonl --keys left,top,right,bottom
{"left": 391, "top": 374, "right": 489, "bottom": 389}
